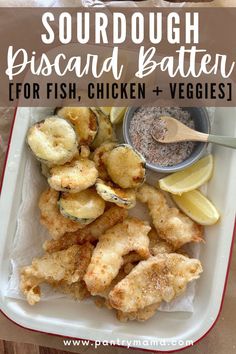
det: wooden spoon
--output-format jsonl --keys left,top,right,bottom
{"left": 152, "top": 116, "right": 236, "bottom": 149}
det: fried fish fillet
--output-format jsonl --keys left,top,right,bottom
{"left": 116, "top": 302, "right": 161, "bottom": 322}
{"left": 39, "top": 188, "right": 83, "bottom": 240}
{"left": 84, "top": 217, "right": 151, "bottom": 295}
{"left": 20, "top": 243, "right": 93, "bottom": 305}
{"left": 121, "top": 229, "right": 174, "bottom": 269}
{"left": 54, "top": 281, "right": 89, "bottom": 300}
{"left": 94, "top": 266, "right": 160, "bottom": 322}
{"left": 109, "top": 253, "right": 202, "bottom": 313}
{"left": 43, "top": 206, "right": 128, "bottom": 253}
{"left": 137, "top": 184, "right": 203, "bottom": 249}
{"left": 148, "top": 228, "right": 174, "bottom": 255}
{"left": 95, "top": 263, "right": 160, "bottom": 322}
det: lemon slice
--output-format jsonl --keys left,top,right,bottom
{"left": 99, "top": 107, "right": 112, "bottom": 116}
{"left": 172, "top": 189, "right": 220, "bottom": 226}
{"left": 110, "top": 107, "right": 127, "bottom": 124}
{"left": 159, "top": 155, "right": 214, "bottom": 195}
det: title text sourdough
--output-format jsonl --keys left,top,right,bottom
{"left": 41, "top": 11, "right": 199, "bottom": 45}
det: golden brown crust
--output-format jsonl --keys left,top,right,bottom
{"left": 20, "top": 243, "right": 93, "bottom": 305}
{"left": 39, "top": 188, "right": 83, "bottom": 240}
{"left": 106, "top": 145, "right": 146, "bottom": 189}
{"left": 137, "top": 184, "right": 203, "bottom": 249}
{"left": 84, "top": 217, "right": 151, "bottom": 295}
{"left": 109, "top": 253, "right": 202, "bottom": 313}
{"left": 48, "top": 158, "right": 98, "bottom": 193}
{"left": 116, "top": 302, "right": 160, "bottom": 322}
{"left": 54, "top": 281, "right": 90, "bottom": 300}
{"left": 92, "top": 142, "right": 117, "bottom": 181}
{"left": 43, "top": 206, "right": 128, "bottom": 253}
{"left": 148, "top": 228, "right": 174, "bottom": 255}
{"left": 57, "top": 107, "right": 98, "bottom": 146}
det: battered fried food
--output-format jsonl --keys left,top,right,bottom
{"left": 48, "top": 158, "right": 98, "bottom": 193}
{"left": 20, "top": 243, "right": 93, "bottom": 305}
{"left": 123, "top": 252, "right": 142, "bottom": 265}
{"left": 27, "top": 117, "right": 78, "bottom": 166}
{"left": 43, "top": 206, "right": 128, "bottom": 253}
{"left": 109, "top": 253, "right": 203, "bottom": 313}
{"left": 92, "top": 142, "right": 117, "bottom": 181}
{"left": 54, "top": 281, "right": 90, "bottom": 300}
{"left": 148, "top": 228, "right": 174, "bottom": 256}
{"left": 90, "top": 111, "right": 116, "bottom": 149}
{"left": 137, "top": 184, "right": 203, "bottom": 249}
{"left": 106, "top": 145, "right": 146, "bottom": 188}
{"left": 94, "top": 265, "right": 160, "bottom": 322}
{"left": 58, "top": 189, "right": 105, "bottom": 224}
{"left": 84, "top": 217, "right": 151, "bottom": 295}
{"left": 95, "top": 179, "right": 136, "bottom": 209}
{"left": 39, "top": 188, "right": 83, "bottom": 240}
{"left": 116, "top": 302, "right": 161, "bottom": 322}
{"left": 57, "top": 107, "right": 98, "bottom": 146}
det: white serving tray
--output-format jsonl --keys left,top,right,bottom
{"left": 0, "top": 107, "right": 236, "bottom": 352}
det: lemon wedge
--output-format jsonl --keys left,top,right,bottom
{"left": 159, "top": 155, "right": 214, "bottom": 195}
{"left": 99, "top": 107, "right": 112, "bottom": 116}
{"left": 110, "top": 107, "right": 127, "bottom": 124}
{"left": 172, "top": 189, "right": 220, "bottom": 226}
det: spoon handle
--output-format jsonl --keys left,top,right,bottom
{"left": 207, "top": 134, "right": 236, "bottom": 149}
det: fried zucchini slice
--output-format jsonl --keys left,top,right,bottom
{"left": 92, "top": 142, "right": 117, "bottom": 180}
{"left": 27, "top": 116, "right": 78, "bottom": 166}
{"left": 95, "top": 179, "right": 136, "bottom": 209}
{"left": 106, "top": 144, "right": 146, "bottom": 188}
{"left": 48, "top": 158, "right": 98, "bottom": 193}
{"left": 57, "top": 107, "right": 98, "bottom": 146}
{"left": 59, "top": 189, "right": 105, "bottom": 224}
{"left": 90, "top": 110, "right": 116, "bottom": 149}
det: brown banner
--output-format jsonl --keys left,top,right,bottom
{"left": 0, "top": 7, "right": 236, "bottom": 107}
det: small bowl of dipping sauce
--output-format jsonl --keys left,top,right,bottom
{"left": 123, "top": 107, "right": 211, "bottom": 173}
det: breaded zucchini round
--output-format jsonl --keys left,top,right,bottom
{"left": 92, "top": 142, "right": 117, "bottom": 180}
{"left": 48, "top": 158, "right": 98, "bottom": 193}
{"left": 95, "top": 179, "right": 136, "bottom": 209}
{"left": 59, "top": 189, "right": 105, "bottom": 224}
{"left": 106, "top": 144, "right": 146, "bottom": 188}
{"left": 57, "top": 107, "right": 98, "bottom": 146}
{"left": 27, "top": 117, "right": 78, "bottom": 166}
{"left": 90, "top": 110, "right": 116, "bottom": 149}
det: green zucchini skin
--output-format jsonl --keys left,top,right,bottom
{"left": 95, "top": 180, "right": 136, "bottom": 209}
{"left": 58, "top": 189, "right": 105, "bottom": 225}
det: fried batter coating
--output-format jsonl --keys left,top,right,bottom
{"left": 116, "top": 302, "right": 160, "bottom": 322}
{"left": 43, "top": 206, "right": 128, "bottom": 253}
{"left": 92, "top": 142, "right": 117, "bottom": 181}
{"left": 148, "top": 228, "right": 174, "bottom": 255}
{"left": 121, "top": 230, "right": 175, "bottom": 275}
{"left": 84, "top": 217, "right": 151, "bottom": 295}
{"left": 123, "top": 252, "right": 142, "bottom": 265}
{"left": 94, "top": 267, "right": 160, "bottom": 322}
{"left": 54, "top": 281, "right": 90, "bottom": 300}
{"left": 109, "top": 253, "right": 203, "bottom": 313}
{"left": 39, "top": 188, "right": 83, "bottom": 239}
{"left": 48, "top": 158, "right": 98, "bottom": 193}
{"left": 20, "top": 243, "right": 93, "bottom": 305}
{"left": 137, "top": 184, "right": 203, "bottom": 249}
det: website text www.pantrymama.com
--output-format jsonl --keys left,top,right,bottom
{"left": 63, "top": 337, "right": 194, "bottom": 349}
